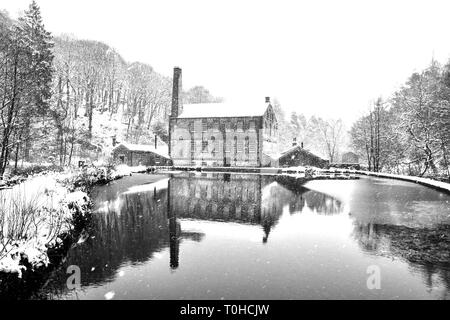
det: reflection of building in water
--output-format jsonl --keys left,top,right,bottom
{"left": 170, "top": 173, "right": 265, "bottom": 223}
{"left": 168, "top": 173, "right": 344, "bottom": 243}
{"left": 169, "top": 173, "right": 282, "bottom": 243}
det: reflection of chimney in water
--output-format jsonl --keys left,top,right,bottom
{"left": 167, "top": 179, "right": 180, "bottom": 269}
{"left": 262, "top": 217, "right": 274, "bottom": 244}
{"left": 169, "top": 218, "right": 180, "bottom": 269}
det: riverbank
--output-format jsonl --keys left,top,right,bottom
{"left": 0, "top": 164, "right": 151, "bottom": 294}
{"left": 153, "top": 164, "right": 450, "bottom": 194}
{"left": 352, "top": 170, "right": 450, "bottom": 194}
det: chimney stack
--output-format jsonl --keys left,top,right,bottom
{"left": 265, "top": 97, "right": 270, "bottom": 103}
{"left": 171, "top": 67, "right": 183, "bottom": 118}
{"left": 292, "top": 137, "right": 297, "bottom": 147}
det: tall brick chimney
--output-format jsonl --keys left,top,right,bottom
{"left": 265, "top": 97, "right": 270, "bottom": 103}
{"left": 171, "top": 67, "right": 183, "bottom": 118}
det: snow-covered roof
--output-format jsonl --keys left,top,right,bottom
{"left": 177, "top": 102, "right": 271, "bottom": 119}
{"left": 277, "top": 145, "right": 326, "bottom": 161}
{"left": 114, "top": 143, "right": 170, "bottom": 159}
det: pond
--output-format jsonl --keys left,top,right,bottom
{"left": 33, "top": 172, "right": 450, "bottom": 300}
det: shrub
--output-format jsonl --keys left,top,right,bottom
{"left": 60, "top": 166, "right": 113, "bottom": 193}
{"left": 11, "top": 164, "right": 63, "bottom": 177}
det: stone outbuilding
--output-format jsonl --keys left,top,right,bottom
{"left": 274, "top": 141, "right": 329, "bottom": 168}
{"left": 112, "top": 143, "right": 172, "bottom": 166}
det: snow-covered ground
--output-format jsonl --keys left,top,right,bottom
{"left": 0, "top": 164, "right": 158, "bottom": 277}
{"left": 354, "top": 170, "right": 450, "bottom": 193}
{"left": 110, "top": 164, "right": 148, "bottom": 179}
{"left": 0, "top": 171, "right": 90, "bottom": 278}
{"left": 282, "top": 165, "right": 450, "bottom": 192}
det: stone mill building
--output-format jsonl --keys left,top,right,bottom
{"left": 168, "top": 67, "right": 278, "bottom": 167}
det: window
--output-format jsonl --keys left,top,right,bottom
{"left": 202, "top": 119, "right": 207, "bottom": 132}
{"left": 249, "top": 120, "right": 255, "bottom": 130}
{"left": 245, "top": 136, "right": 250, "bottom": 156}
{"left": 211, "top": 136, "right": 216, "bottom": 156}
{"left": 237, "top": 121, "right": 243, "bottom": 131}
{"left": 245, "top": 120, "right": 252, "bottom": 131}
{"left": 119, "top": 155, "right": 125, "bottom": 163}
{"left": 191, "top": 139, "right": 195, "bottom": 153}
{"left": 202, "top": 140, "right": 208, "bottom": 152}
{"left": 233, "top": 136, "right": 238, "bottom": 155}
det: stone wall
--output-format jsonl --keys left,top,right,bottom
{"left": 170, "top": 117, "right": 264, "bottom": 167}
{"left": 112, "top": 145, "right": 171, "bottom": 166}
{"left": 278, "top": 147, "right": 329, "bottom": 168}
{"left": 169, "top": 108, "right": 278, "bottom": 167}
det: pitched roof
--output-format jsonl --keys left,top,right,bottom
{"left": 114, "top": 143, "right": 170, "bottom": 159}
{"left": 277, "top": 145, "right": 326, "bottom": 161}
{"left": 177, "top": 101, "right": 271, "bottom": 119}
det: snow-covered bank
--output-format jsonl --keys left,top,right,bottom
{"left": 354, "top": 170, "right": 450, "bottom": 194}
{"left": 0, "top": 172, "right": 90, "bottom": 278}
{"left": 110, "top": 164, "right": 148, "bottom": 179}
{"left": 279, "top": 167, "right": 450, "bottom": 192}
{"left": 0, "top": 164, "right": 161, "bottom": 278}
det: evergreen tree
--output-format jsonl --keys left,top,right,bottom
{"left": 17, "top": 0, "right": 54, "bottom": 161}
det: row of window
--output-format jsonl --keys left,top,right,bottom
{"left": 187, "top": 119, "right": 257, "bottom": 132}
{"left": 180, "top": 136, "right": 252, "bottom": 155}
{"left": 179, "top": 136, "right": 250, "bottom": 142}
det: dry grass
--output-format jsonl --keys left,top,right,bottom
{"left": 0, "top": 187, "right": 69, "bottom": 260}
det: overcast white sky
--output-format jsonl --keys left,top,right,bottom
{"left": 3, "top": 0, "right": 450, "bottom": 125}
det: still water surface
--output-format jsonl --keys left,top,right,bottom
{"left": 38, "top": 173, "right": 450, "bottom": 299}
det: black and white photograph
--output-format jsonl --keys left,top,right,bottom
{"left": 0, "top": 0, "right": 449, "bottom": 309}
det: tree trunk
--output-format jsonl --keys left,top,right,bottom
{"left": 14, "top": 142, "right": 20, "bottom": 171}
